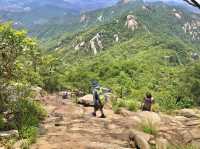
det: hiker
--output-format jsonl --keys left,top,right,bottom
{"left": 142, "top": 92, "right": 154, "bottom": 111}
{"left": 92, "top": 81, "right": 110, "bottom": 118}
{"left": 62, "top": 91, "right": 68, "bottom": 99}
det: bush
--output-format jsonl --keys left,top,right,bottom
{"left": 12, "top": 99, "right": 46, "bottom": 140}
{"left": 117, "top": 99, "right": 127, "bottom": 108}
{"left": 111, "top": 99, "right": 121, "bottom": 114}
{"left": 157, "top": 96, "right": 195, "bottom": 112}
{"left": 152, "top": 103, "right": 160, "bottom": 112}
{"left": 140, "top": 120, "right": 158, "bottom": 135}
{"left": 20, "top": 126, "right": 38, "bottom": 144}
{"left": 126, "top": 100, "right": 139, "bottom": 112}
{"left": 0, "top": 114, "right": 5, "bottom": 130}
{"left": 176, "top": 98, "right": 195, "bottom": 109}
{"left": 168, "top": 144, "right": 199, "bottom": 149}
{"left": 111, "top": 98, "right": 139, "bottom": 112}
{"left": 112, "top": 104, "right": 121, "bottom": 114}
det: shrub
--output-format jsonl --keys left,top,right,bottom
{"left": 126, "top": 100, "right": 139, "bottom": 112}
{"left": 176, "top": 98, "right": 195, "bottom": 109}
{"left": 112, "top": 104, "right": 121, "bottom": 114}
{"left": 117, "top": 99, "right": 127, "bottom": 108}
{"left": 152, "top": 103, "right": 160, "bottom": 112}
{"left": 20, "top": 126, "right": 38, "bottom": 144}
{"left": 157, "top": 96, "right": 195, "bottom": 112}
{"left": 168, "top": 144, "right": 199, "bottom": 149}
{"left": 157, "top": 96, "right": 177, "bottom": 112}
{"left": 140, "top": 120, "right": 158, "bottom": 135}
{"left": 0, "top": 114, "right": 5, "bottom": 130}
{"left": 111, "top": 99, "right": 121, "bottom": 114}
{"left": 111, "top": 98, "right": 139, "bottom": 113}
{"left": 12, "top": 99, "right": 46, "bottom": 140}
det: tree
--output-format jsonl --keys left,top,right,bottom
{"left": 0, "top": 22, "right": 41, "bottom": 112}
{"left": 179, "top": 61, "right": 200, "bottom": 105}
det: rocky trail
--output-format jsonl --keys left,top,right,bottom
{"left": 31, "top": 94, "right": 200, "bottom": 149}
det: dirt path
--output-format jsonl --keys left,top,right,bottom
{"left": 31, "top": 95, "right": 200, "bottom": 149}
{"left": 31, "top": 95, "right": 133, "bottom": 149}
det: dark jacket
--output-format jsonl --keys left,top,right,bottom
{"left": 142, "top": 97, "right": 154, "bottom": 111}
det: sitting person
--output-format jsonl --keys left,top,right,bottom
{"left": 142, "top": 92, "right": 154, "bottom": 111}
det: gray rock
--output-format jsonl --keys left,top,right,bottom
{"left": 78, "top": 94, "right": 94, "bottom": 107}
{"left": 0, "top": 130, "right": 18, "bottom": 138}
{"left": 177, "top": 109, "right": 200, "bottom": 118}
{"left": 129, "top": 130, "right": 151, "bottom": 149}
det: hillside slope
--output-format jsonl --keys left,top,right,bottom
{"left": 53, "top": 1, "right": 200, "bottom": 60}
{"left": 46, "top": 1, "right": 200, "bottom": 108}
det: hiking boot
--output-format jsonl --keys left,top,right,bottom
{"left": 92, "top": 112, "right": 96, "bottom": 117}
{"left": 100, "top": 114, "right": 106, "bottom": 118}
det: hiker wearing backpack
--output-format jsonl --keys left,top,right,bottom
{"left": 91, "top": 81, "right": 111, "bottom": 118}
{"left": 142, "top": 92, "right": 154, "bottom": 111}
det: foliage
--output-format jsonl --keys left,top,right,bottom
{"left": 0, "top": 22, "right": 42, "bottom": 110}
{"left": 180, "top": 61, "right": 200, "bottom": 105}
{"left": 39, "top": 1, "right": 199, "bottom": 113}
{"left": 0, "top": 22, "right": 47, "bottom": 145}
{"left": 140, "top": 120, "right": 158, "bottom": 135}
{"left": 126, "top": 100, "right": 139, "bottom": 111}
{"left": 19, "top": 126, "right": 38, "bottom": 144}
{"left": 111, "top": 98, "right": 139, "bottom": 112}
{"left": 157, "top": 96, "right": 195, "bottom": 112}
{"left": 151, "top": 103, "right": 160, "bottom": 112}
{"left": 12, "top": 99, "right": 46, "bottom": 136}
{"left": 63, "top": 31, "right": 197, "bottom": 111}
{"left": 0, "top": 114, "right": 5, "bottom": 130}
{"left": 168, "top": 144, "right": 199, "bottom": 149}
{"left": 40, "top": 54, "right": 66, "bottom": 92}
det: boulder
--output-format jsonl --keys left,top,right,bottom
{"left": 190, "top": 128, "right": 200, "bottom": 139}
{"left": 129, "top": 130, "right": 151, "bottom": 149}
{"left": 78, "top": 94, "right": 94, "bottom": 107}
{"left": 137, "top": 111, "right": 161, "bottom": 125}
{"left": 125, "top": 15, "right": 138, "bottom": 31}
{"left": 156, "top": 138, "right": 168, "bottom": 149}
{"left": 118, "top": 108, "right": 133, "bottom": 117}
{"left": 90, "top": 33, "right": 103, "bottom": 55}
{"left": 177, "top": 109, "right": 200, "bottom": 118}
{"left": 80, "top": 14, "right": 89, "bottom": 23}
{"left": 114, "top": 34, "right": 119, "bottom": 42}
{"left": 31, "top": 86, "right": 44, "bottom": 99}
{"left": 0, "top": 130, "right": 18, "bottom": 138}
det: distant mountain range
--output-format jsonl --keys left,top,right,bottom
{"left": 0, "top": 0, "right": 118, "bottom": 13}
{"left": 0, "top": 0, "right": 199, "bottom": 41}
